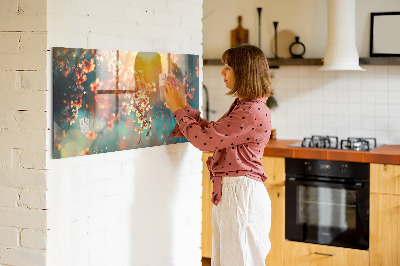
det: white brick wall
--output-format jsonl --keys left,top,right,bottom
{"left": 0, "top": 227, "right": 19, "bottom": 247}
{"left": 0, "top": 248, "right": 46, "bottom": 266}
{"left": 0, "top": 169, "right": 47, "bottom": 189}
{"left": 2, "top": 0, "right": 203, "bottom": 264}
{"left": 0, "top": 0, "right": 48, "bottom": 265}
{"left": 0, "top": 187, "right": 19, "bottom": 208}
{"left": 21, "top": 229, "right": 47, "bottom": 250}
{"left": 46, "top": 1, "right": 203, "bottom": 266}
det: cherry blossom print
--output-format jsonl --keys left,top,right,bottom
{"left": 52, "top": 47, "right": 200, "bottom": 158}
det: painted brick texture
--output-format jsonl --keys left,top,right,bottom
{"left": 3, "top": 0, "right": 203, "bottom": 265}
{"left": 46, "top": 0, "right": 203, "bottom": 266}
{"left": 21, "top": 229, "right": 47, "bottom": 250}
{"left": 0, "top": 227, "right": 19, "bottom": 247}
{"left": 0, "top": 0, "right": 48, "bottom": 265}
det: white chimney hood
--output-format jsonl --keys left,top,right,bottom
{"left": 320, "top": 0, "right": 365, "bottom": 71}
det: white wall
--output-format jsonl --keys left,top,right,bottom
{"left": 0, "top": 0, "right": 48, "bottom": 265}
{"left": 204, "top": 64, "right": 400, "bottom": 145}
{"left": 46, "top": 0, "right": 203, "bottom": 266}
{"left": 204, "top": 0, "right": 326, "bottom": 59}
{"left": 203, "top": 0, "right": 400, "bottom": 145}
{"left": 203, "top": 0, "right": 400, "bottom": 58}
{"left": 271, "top": 65, "right": 400, "bottom": 144}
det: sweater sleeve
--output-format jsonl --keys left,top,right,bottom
{"left": 172, "top": 105, "right": 257, "bottom": 152}
{"left": 169, "top": 104, "right": 210, "bottom": 137}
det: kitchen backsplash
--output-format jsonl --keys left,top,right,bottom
{"left": 203, "top": 65, "right": 400, "bottom": 144}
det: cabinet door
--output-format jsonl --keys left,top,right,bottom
{"left": 284, "top": 241, "right": 369, "bottom": 266}
{"left": 370, "top": 193, "right": 400, "bottom": 266}
{"left": 265, "top": 184, "right": 285, "bottom": 266}
{"left": 202, "top": 152, "right": 213, "bottom": 258}
{"left": 261, "top": 156, "right": 285, "bottom": 185}
{"left": 370, "top": 163, "right": 400, "bottom": 195}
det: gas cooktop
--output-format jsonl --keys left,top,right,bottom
{"left": 289, "top": 135, "right": 383, "bottom": 151}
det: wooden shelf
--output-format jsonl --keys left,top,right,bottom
{"left": 203, "top": 57, "right": 400, "bottom": 67}
{"left": 203, "top": 58, "right": 323, "bottom": 67}
{"left": 359, "top": 57, "right": 400, "bottom": 65}
{"left": 268, "top": 58, "right": 322, "bottom": 67}
{"left": 202, "top": 59, "right": 223, "bottom": 66}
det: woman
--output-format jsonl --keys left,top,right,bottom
{"left": 162, "top": 44, "right": 273, "bottom": 266}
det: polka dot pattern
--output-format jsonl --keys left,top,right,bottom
{"left": 169, "top": 97, "right": 272, "bottom": 206}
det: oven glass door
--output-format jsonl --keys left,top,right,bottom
{"left": 298, "top": 185, "right": 356, "bottom": 230}
{"left": 286, "top": 179, "right": 369, "bottom": 250}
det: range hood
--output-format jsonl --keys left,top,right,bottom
{"left": 320, "top": 0, "right": 365, "bottom": 71}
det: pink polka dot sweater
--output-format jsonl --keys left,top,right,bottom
{"left": 169, "top": 97, "right": 271, "bottom": 206}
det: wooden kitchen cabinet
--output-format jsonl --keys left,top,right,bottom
{"left": 264, "top": 184, "right": 285, "bottom": 266}
{"left": 370, "top": 163, "right": 400, "bottom": 195}
{"left": 261, "top": 156, "right": 285, "bottom": 186}
{"left": 262, "top": 156, "right": 285, "bottom": 266}
{"left": 370, "top": 163, "right": 400, "bottom": 266}
{"left": 284, "top": 241, "right": 369, "bottom": 266}
{"left": 202, "top": 152, "right": 213, "bottom": 258}
{"left": 370, "top": 193, "right": 400, "bottom": 266}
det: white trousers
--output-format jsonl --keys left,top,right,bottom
{"left": 212, "top": 176, "right": 272, "bottom": 266}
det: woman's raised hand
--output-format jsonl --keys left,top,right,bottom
{"left": 172, "top": 76, "right": 188, "bottom": 108}
{"left": 161, "top": 75, "right": 187, "bottom": 113}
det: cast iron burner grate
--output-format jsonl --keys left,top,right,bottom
{"left": 340, "top": 137, "right": 377, "bottom": 151}
{"left": 301, "top": 135, "right": 339, "bottom": 149}
{"left": 298, "top": 136, "right": 378, "bottom": 151}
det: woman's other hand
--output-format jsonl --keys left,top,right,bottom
{"left": 161, "top": 76, "right": 187, "bottom": 113}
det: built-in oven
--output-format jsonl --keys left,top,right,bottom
{"left": 285, "top": 158, "right": 370, "bottom": 250}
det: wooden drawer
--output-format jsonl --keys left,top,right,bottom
{"left": 284, "top": 241, "right": 369, "bottom": 266}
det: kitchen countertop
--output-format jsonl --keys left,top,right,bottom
{"left": 263, "top": 139, "right": 400, "bottom": 165}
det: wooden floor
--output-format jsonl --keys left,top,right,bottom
{"left": 202, "top": 257, "right": 211, "bottom": 266}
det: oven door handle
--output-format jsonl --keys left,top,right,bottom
{"left": 286, "top": 177, "right": 364, "bottom": 189}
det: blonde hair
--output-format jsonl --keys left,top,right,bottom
{"left": 221, "top": 44, "right": 273, "bottom": 99}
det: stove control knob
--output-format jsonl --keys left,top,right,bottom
{"left": 304, "top": 161, "right": 312, "bottom": 171}
{"left": 340, "top": 164, "right": 347, "bottom": 174}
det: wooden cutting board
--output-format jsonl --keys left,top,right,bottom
{"left": 231, "top": 16, "right": 249, "bottom": 48}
